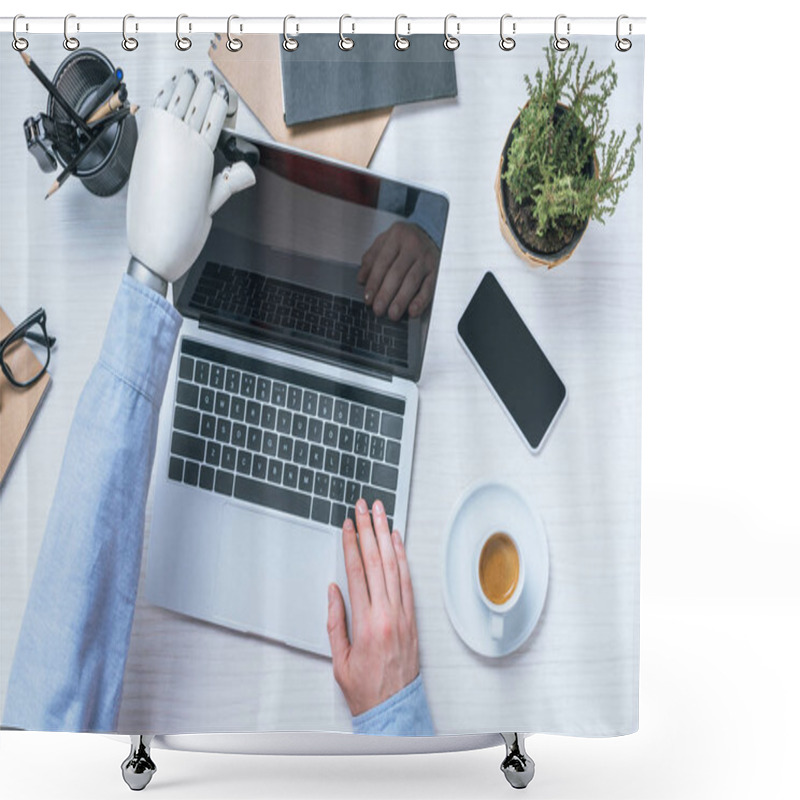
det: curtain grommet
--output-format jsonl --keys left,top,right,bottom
{"left": 12, "top": 14, "right": 29, "bottom": 52}
{"left": 176, "top": 14, "right": 192, "bottom": 51}
{"left": 63, "top": 13, "right": 80, "bottom": 51}
{"left": 615, "top": 15, "right": 632, "bottom": 52}
{"left": 122, "top": 14, "right": 138, "bottom": 51}
{"left": 339, "top": 14, "right": 354, "bottom": 51}
{"left": 553, "top": 14, "right": 570, "bottom": 51}
{"left": 283, "top": 15, "right": 298, "bottom": 51}
{"left": 226, "top": 15, "right": 243, "bottom": 52}
{"left": 395, "top": 15, "right": 410, "bottom": 51}
{"left": 499, "top": 14, "right": 516, "bottom": 51}
{"left": 444, "top": 14, "right": 460, "bottom": 51}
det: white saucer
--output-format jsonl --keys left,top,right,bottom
{"left": 442, "top": 481, "right": 549, "bottom": 658}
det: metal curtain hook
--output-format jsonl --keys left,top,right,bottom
{"left": 283, "top": 15, "right": 298, "bottom": 51}
{"left": 122, "top": 14, "right": 139, "bottom": 51}
{"left": 443, "top": 13, "right": 460, "bottom": 51}
{"left": 395, "top": 15, "right": 410, "bottom": 50}
{"left": 499, "top": 13, "right": 516, "bottom": 51}
{"left": 553, "top": 14, "right": 570, "bottom": 51}
{"left": 339, "top": 14, "right": 354, "bottom": 51}
{"left": 615, "top": 14, "right": 632, "bottom": 52}
{"left": 12, "top": 14, "right": 29, "bottom": 52}
{"left": 63, "top": 13, "right": 80, "bottom": 51}
{"left": 176, "top": 14, "right": 192, "bottom": 51}
{"left": 227, "top": 15, "right": 243, "bottom": 51}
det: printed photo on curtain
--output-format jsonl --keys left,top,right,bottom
{"left": 0, "top": 24, "right": 644, "bottom": 752}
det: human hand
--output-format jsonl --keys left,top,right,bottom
{"left": 358, "top": 222, "right": 440, "bottom": 321}
{"left": 327, "top": 499, "right": 420, "bottom": 717}
{"left": 126, "top": 70, "right": 255, "bottom": 284}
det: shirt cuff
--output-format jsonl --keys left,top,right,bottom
{"left": 98, "top": 274, "right": 183, "bottom": 406}
{"left": 351, "top": 674, "right": 435, "bottom": 736}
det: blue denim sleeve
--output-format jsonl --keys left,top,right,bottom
{"left": 2, "top": 275, "right": 182, "bottom": 732}
{"left": 351, "top": 674, "right": 434, "bottom": 736}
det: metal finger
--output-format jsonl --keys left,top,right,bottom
{"left": 166, "top": 69, "right": 197, "bottom": 118}
{"left": 153, "top": 73, "right": 178, "bottom": 109}
{"left": 201, "top": 84, "right": 229, "bottom": 149}
{"left": 184, "top": 70, "right": 216, "bottom": 132}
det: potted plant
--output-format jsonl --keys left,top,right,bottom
{"left": 496, "top": 46, "right": 642, "bottom": 268}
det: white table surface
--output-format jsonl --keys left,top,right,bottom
{"left": 0, "top": 33, "right": 643, "bottom": 736}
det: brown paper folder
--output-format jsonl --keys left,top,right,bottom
{"left": 209, "top": 34, "right": 391, "bottom": 168}
{"left": 0, "top": 307, "right": 51, "bottom": 487}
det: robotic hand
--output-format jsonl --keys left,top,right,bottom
{"left": 126, "top": 69, "right": 255, "bottom": 291}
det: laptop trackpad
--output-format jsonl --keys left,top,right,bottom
{"left": 215, "top": 503, "right": 335, "bottom": 653}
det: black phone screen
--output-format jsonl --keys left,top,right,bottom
{"left": 457, "top": 272, "right": 566, "bottom": 452}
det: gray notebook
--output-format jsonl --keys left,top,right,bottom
{"left": 281, "top": 35, "right": 457, "bottom": 126}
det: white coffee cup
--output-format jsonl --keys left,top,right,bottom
{"left": 475, "top": 530, "right": 526, "bottom": 640}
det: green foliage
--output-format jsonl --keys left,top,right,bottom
{"left": 502, "top": 46, "right": 641, "bottom": 246}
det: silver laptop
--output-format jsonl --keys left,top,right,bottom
{"left": 145, "top": 133, "right": 448, "bottom": 656}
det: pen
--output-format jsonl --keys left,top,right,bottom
{"left": 45, "top": 105, "right": 138, "bottom": 199}
{"left": 19, "top": 51, "right": 92, "bottom": 135}
{"left": 85, "top": 86, "right": 128, "bottom": 125}
{"left": 85, "top": 68, "right": 124, "bottom": 116}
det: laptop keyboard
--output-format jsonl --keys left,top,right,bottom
{"left": 187, "top": 262, "right": 409, "bottom": 367}
{"left": 167, "top": 338, "right": 405, "bottom": 531}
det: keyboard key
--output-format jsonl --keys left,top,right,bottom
{"left": 222, "top": 446, "right": 236, "bottom": 471}
{"left": 309, "top": 445, "right": 325, "bottom": 470}
{"left": 356, "top": 458, "right": 371, "bottom": 483}
{"left": 385, "top": 440, "right": 401, "bottom": 466}
{"left": 176, "top": 381, "right": 199, "bottom": 408}
{"left": 372, "top": 462, "right": 399, "bottom": 491}
{"left": 319, "top": 395, "right": 333, "bottom": 419}
{"left": 234, "top": 475, "right": 311, "bottom": 520}
{"left": 311, "top": 498, "right": 331, "bottom": 524}
{"left": 272, "top": 382, "right": 287, "bottom": 407}
{"left": 179, "top": 356, "right": 194, "bottom": 380}
{"left": 262, "top": 432, "right": 278, "bottom": 457}
{"left": 205, "top": 441, "right": 221, "bottom": 466}
{"left": 362, "top": 486, "right": 395, "bottom": 517}
{"left": 232, "top": 423, "right": 247, "bottom": 448}
{"left": 201, "top": 414, "right": 216, "bottom": 439}
{"left": 370, "top": 436, "right": 385, "bottom": 462}
{"left": 293, "top": 440, "right": 309, "bottom": 465}
{"left": 261, "top": 405, "right": 276, "bottom": 430}
{"left": 279, "top": 436, "right": 293, "bottom": 460}
{"left": 325, "top": 449, "right": 340, "bottom": 474}
{"left": 246, "top": 400, "right": 261, "bottom": 425}
{"left": 331, "top": 503, "right": 347, "bottom": 528}
{"left": 333, "top": 399, "right": 349, "bottom": 424}
{"left": 354, "top": 431, "right": 370, "bottom": 456}
{"left": 287, "top": 386, "right": 303, "bottom": 411}
{"left": 215, "top": 391, "right": 230, "bottom": 417}
{"left": 194, "top": 360, "right": 209, "bottom": 385}
{"left": 277, "top": 409, "right": 292, "bottom": 434}
{"left": 252, "top": 455, "right": 267, "bottom": 480}
{"left": 256, "top": 377, "right": 271, "bottom": 402}
{"left": 268, "top": 459, "right": 283, "bottom": 483}
{"left": 210, "top": 364, "right": 225, "bottom": 389}
{"left": 338, "top": 427, "right": 354, "bottom": 453}
{"left": 199, "top": 465, "right": 215, "bottom": 490}
{"left": 340, "top": 454, "right": 355, "bottom": 478}
{"left": 314, "top": 472, "right": 330, "bottom": 497}
{"left": 183, "top": 460, "right": 199, "bottom": 486}
{"left": 230, "top": 396, "right": 246, "bottom": 422}
{"left": 215, "top": 418, "right": 231, "bottom": 443}
{"left": 299, "top": 468, "right": 313, "bottom": 493}
{"left": 236, "top": 450, "right": 252, "bottom": 475}
{"left": 241, "top": 373, "right": 256, "bottom": 398}
{"left": 345, "top": 481, "right": 361, "bottom": 505}
{"left": 225, "top": 368, "right": 241, "bottom": 394}
{"left": 365, "top": 408, "right": 380, "bottom": 433}
{"left": 247, "top": 427, "right": 262, "bottom": 452}
{"left": 302, "top": 390, "right": 318, "bottom": 416}
{"left": 174, "top": 406, "right": 200, "bottom": 435}
{"left": 169, "top": 456, "right": 184, "bottom": 481}
{"left": 215, "top": 470, "right": 234, "bottom": 496}
{"left": 349, "top": 404, "right": 365, "bottom": 429}
{"left": 199, "top": 387, "right": 214, "bottom": 413}
{"left": 381, "top": 412, "right": 404, "bottom": 440}
{"left": 330, "top": 477, "right": 345, "bottom": 502}
{"left": 308, "top": 418, "right": 323, "bottom": 443}
{"left": 323, "top": 423, "right": 338, "bottom": 447}
{"left": 171, "top": 431, "right": 205, "bottom": 462}
{"left": 292, "top": 414, "right": 308, "bottom": 439}
{"left": 283, "top": 463, "right": 298, "bottom": 488}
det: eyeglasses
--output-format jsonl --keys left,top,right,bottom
{"left": 0, "top": 308, "right": 56, "bottom": 388}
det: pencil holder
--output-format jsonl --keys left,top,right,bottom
{"left": 47, "top": 48, "right": 137, "bottom": 197}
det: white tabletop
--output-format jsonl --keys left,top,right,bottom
{"left": 0, "top": 33, "right": 643, "bottom": 736}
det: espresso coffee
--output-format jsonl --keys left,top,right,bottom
{"left": 478, "top": 532, "right": 520, "bottom": 605}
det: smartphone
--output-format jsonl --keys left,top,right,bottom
{"left": 457, "top": 271, "right": 567, "bottom": 454}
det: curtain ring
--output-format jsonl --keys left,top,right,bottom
{"left": 122, "top": 14, "right": 139, "bottom": 51}
{"left": 443, "top": 14, "right": 460, "bottom": 51}
{"left": 339, "top": 15, "right": 354, "bottom": 51}
{"left": 63, "top": 13, "right": 80, "bottom": 51}
{"left": 615, "top": 15, "right": 632, "bottom": 52}
{"left": 283, "top": 15, "right": 298, "bottom": 51}
{"left": 499, "top": 13, "right": 516, "bottom": 51}
{"left": 227, "top": 15, "right": 243, "bottom": 51}
{"left": 394, "top": 15, "right": 410, "bottom": 51}
{"left": 12, "top": 15, "right": 29, "bottom": 52}
{"left": 176, "top": 14, "right": 192, "bottom": 51}
{"left": 553, "top": 14, "right": 570, "bottom": 51}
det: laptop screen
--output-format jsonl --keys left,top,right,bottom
{"left": 174, "top": 134, "right": 449, "bottom": 383}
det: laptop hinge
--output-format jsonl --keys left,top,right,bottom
{"left": 197, "top": 317, "right": 395, "bottom": 383}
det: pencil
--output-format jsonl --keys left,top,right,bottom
{"left": 85, "top": 87, "right": 127, "bottom": 125}
{"left": 45, "top": 105, "right": 138, "bottom": 199}
{"left": 19, "top": 51, "right": 92, "bottom": 135}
